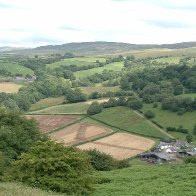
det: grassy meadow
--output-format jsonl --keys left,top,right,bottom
{"left": 141, "top": 103, "right": 196, "bottom": 140}
{"left": 75, "top": 62, "right": 124, "bottom": 79}
{"left": 0, "top": 82, "right": 23, "bottom": 93}
{"left": 0, "top": 62, "right": 34, "bottom": 76}
{"left": 46, "top": 57, "right": 106, "bottom": 69}
{"left": 80, "top": 85, "right": 120, "bottom": 95}
{"left": 94, "top": 161, "right": 196, "bottom": 196}
{"left": 154, "top": 56, "right": 181, "bottom": 64}
{"left": 29, "top": 96, "right": 65, "bottom": 111}
{"left": 92, "top": 106, "right": 169, "bottom": 139}
{"left": 29, "top": 102, "right": 90, "bottom": 114}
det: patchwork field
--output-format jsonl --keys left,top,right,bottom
{"left": 0, "top": 82, "right": 23, "bottom": 93}
{"left": 49, "top": 122, "right": 112, "bottom": 145}
{"left": 26, "top": 115, "right": 80, "bottom": 133}
{"left": 78, "top": 133, "right": 155, "bottom": 160}
{"left": 93, "top": 107, "right": 169, "bottom": 139}
{"left": 0, "top": 62, "right": 34, "bottom": 76}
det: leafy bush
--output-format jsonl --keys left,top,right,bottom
{"left": 87, "top": 102, "right": 103, "bottom": 115}
{"left": 11, "top": 141, "right": 94, "bottom": 195}
{"left": 144, "top": 110, "right": 155, "bottom": 119}
{"left": 184, "top": 156, "right": 196, "bottom": 164}
{"left": 87, "top": 149, "right": 129, "bottom": 171}
{"left": 186, "top": 134, "right": 193, "bottom": 143}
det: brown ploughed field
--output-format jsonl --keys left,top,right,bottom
{"left": 49, "top": 122, "right": 112, "bottom": 145}
{"left": 25, "top": 115, "right": 80, "bottom": 133}
{"left": 78, "top": 133, "right": 155, "bottom": 160}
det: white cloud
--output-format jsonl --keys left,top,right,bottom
{"left": 0, "top": 0, "right": 196, "bottom": 47}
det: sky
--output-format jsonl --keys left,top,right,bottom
{"left": 0, "top": 0, "right": 196, "bottom": 47}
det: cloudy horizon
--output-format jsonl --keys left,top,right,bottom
{"left": 0, "top": 0, "right": 196, "bottom": 48}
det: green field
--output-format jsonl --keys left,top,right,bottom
{"left": 29, "top": 102, "right": 90, "bottom": 114}
{"left": 46, "top": 57, "right": 106, "bottom": 69}
{"left": 80, "top": 85, "right": 120, "bottom": 95}
{"left": 0, "top": 62, "right": 34, "bottom": 76}
{"left": 92, "top": 107, "right": 169, "bottom": 139}
{"left": 141, "top": 104, "right": 196, "bottom": 139}
{"left": 154, "top": 56, "right": 181, "bottom": 64}
{"left": 75, "top": 62, "right": 124, "bottom": 79}
{"left": 0, "top": 182, "right": 59, "bottom": 196}
{"left": 94, "top": 160, "right": 196, "bottom": 196}
{"left": 176, "top": 93, "right": 196, "bottom": 99}
{"left": 29, "top": 96, "right": 65, "bottom": 111}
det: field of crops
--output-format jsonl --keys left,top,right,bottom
{"left": 46, "top": 57, "right": 106, "bottom": 69}
{"left": 94, "top": 160, "right": 196, "bottom": 196}
{"left": 26, "top": 115, "right": 80, "bottom": 133}
{"left": 0, "top": 62, "right": 34, "bottom": 76}
{"left": 93, "top": 107, "right": 169, "bottom": 139}
{"left": 49, "top": 122, "right": 112, "bottom": 145}
{"left": 75, "top": 62, "right": 124, "bottom": 79}
{"left": 0, "top": 82, "right": 23, "bottom": 93}
{"left": 78, "top": 132, "right": 154, "bottom": 160}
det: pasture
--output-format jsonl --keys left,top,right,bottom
{"left": 0, "top": 82, "right": 23, "bottom": 93}
{"left": 93, "top": 106, "right": 169, "bottom": 139}
{"left": 29, "top": 102, "right": 90, "bottom": 114}
{"left": 29, "top": 96, "right": 65, "bottom": 111}
{"left": 78, "top": 132, "right": 155, "bottom": 160}
{"left": 0, "top": 62, "right": 34, "bottom": 76}
{"left": 141, "top": 104, "right": 196, "bottom": 134}
{"left": 75, "top": 62, "right": 124, "bottom": 79}
{"left": 46, "top": 57, "right": 106, "bottom": 69}
{"left": 153, "top": 56, "right": 181, "bottom": 64}
{"left": 80, "top": 85, "right": 120, "bottom": 95}
{"left": 49, "top": 122, "right": 112, "bottom": 145}
{"left": 25, "top": 115, "right": 80, "bottom": 133}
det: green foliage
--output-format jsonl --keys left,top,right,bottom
{"left": 94, "top": 162, "right": 196, "bottom": 196}
{"left": 87, "top": 149, "right": 129, "bottom": 171}
{"left": 144, "top": 110, "right": 155, "bottom": 118}
{"left": 184, "top": 156, "right": 196, "bottom": 164}
{"left": 11, "top": 141, "right": 94, "bottom": 195}
{"left": 66, "top": 88, "right": 87, "bottom": 103}
{"left": 186, "top": 134, "right": 193, "bottom": 143}
{"left": 87, "top": 102, "right": 103, "bottom": 115}
{"left": 193, "top": 124, "right": 196, "bottom": 135}
{"left": 0, "top": 110, "right": 42, "bottom": 161}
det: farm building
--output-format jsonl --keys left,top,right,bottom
{"left": 140, "top": 152, "right": 175, "bottom": 163}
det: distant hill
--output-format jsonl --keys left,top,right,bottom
{"left": 3, "top": 41, "right": 196, "bottom": 56}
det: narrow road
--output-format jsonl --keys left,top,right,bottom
{"left": 133, "top": 110, "right": 174, "bottom": 139}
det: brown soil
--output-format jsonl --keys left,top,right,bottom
{"left": 25, "top": 115, "right": 80, "bottom": 133}
{"left": 78, "top": 133, "right": 155, "bottom": 160}
{"left": 49, "top": 122, "right": 112, "bottom": 145}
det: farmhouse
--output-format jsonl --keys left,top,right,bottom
{"left": 140, "top": 152, "right": 175, "bottom": 163}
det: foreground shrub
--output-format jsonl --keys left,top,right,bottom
{"left": 87, "top": 149, "right": 129, "bottom": 171}
{"left": 11, "top": 141, "right": 94, "bottom": 195}
{"left": 184, "top": 156, "right": 196, "bottom": 164}
{"left": 87, "top": 102, "right": 103, "bottom": 115}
